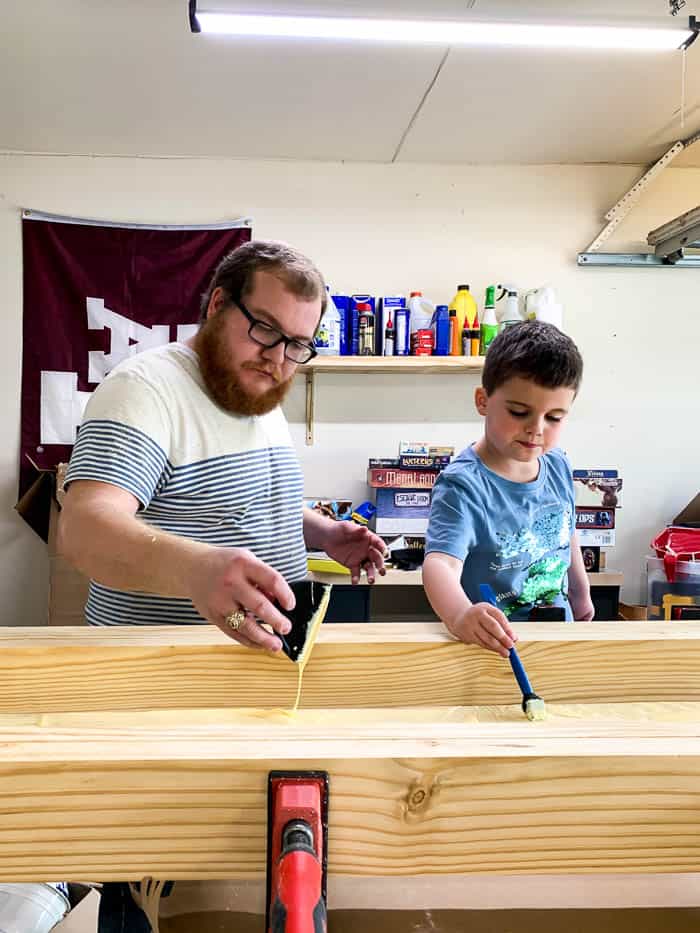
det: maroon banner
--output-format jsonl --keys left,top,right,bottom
{"left": 20, "top": 216, "right": 251, "bottom": 498}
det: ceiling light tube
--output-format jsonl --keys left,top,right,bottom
{"left": 191, "top": 9, "right": 697, "bottom": 51}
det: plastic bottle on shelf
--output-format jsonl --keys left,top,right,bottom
{"left": 524, "top": 285, "right": 564, "bottom": 330}
{"left": 496, "top": 285, "right": 522, "bottom": 332}
{"left": 479, "top": 285, "right": 499, "bottom": 355}
{"left": 383, "top": 312, "right": 395, "bottom": 356}
{"left": 408, "top": 291, "right": 435, "bottom": 334}
{"left": 433, "top": 304, "right": 450, "bottom": 356}
{"left": 449, "top": 309, "right": 460, "bottom": 355}
{"left": 408, "top": 291, "right": 435, "bottom": 356}
{"left": 449, "top": 284, "right": 479, "bottom": 333}
{"left": 314, "top": 289, "right": 342, "bottom": 355}
{"left": 461, "top": 319, "right": 472, "bottom": 356}
{"left": 357, "top": 303, "right": 375, "bottom": 356}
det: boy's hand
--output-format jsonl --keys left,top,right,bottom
{"left": 448, "top": 603, "right": 519, "bottom": 658}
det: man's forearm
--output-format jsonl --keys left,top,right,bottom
{"left": 302, "top": 506, "right": 337, "bottom": 551}
{"left": 58, "top": 499, "right": 209, "bottom": 597}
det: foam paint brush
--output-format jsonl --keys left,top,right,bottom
{"left": 479, "top": 584, "right": 546, "bottom": 722}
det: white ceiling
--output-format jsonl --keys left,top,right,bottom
{"left": 2, "top": 0, "right": 700, "bottom": 166}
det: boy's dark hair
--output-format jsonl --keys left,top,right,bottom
{"left": 199, "top": 239, "right": 327, "bottom": 323}
{"left": 482, "top": 321, "right": 583, "bottom": 394}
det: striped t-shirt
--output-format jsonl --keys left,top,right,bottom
{"left": 65, "top": 342, "right": 307, "bottom": 626}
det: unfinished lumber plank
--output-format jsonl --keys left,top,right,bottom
{"left": 0, "top": 624, "right": 699, "bottom": 713}
{"left": 0, "top": 704, "right": 698, "bottom": 881}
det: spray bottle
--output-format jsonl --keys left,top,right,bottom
{"left": 479, "top": 285, "right": 499, "bottom": 355}
{"left": 496, "top": 284, "right": 522, "bottom": 332}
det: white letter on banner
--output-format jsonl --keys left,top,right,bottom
{"left": 177, "top": 323, "right": 198, "bottom": 343}
{"left": 86, "top": 297, "right": 170, "bottom": 384}
{"left": 40, "top": 371, "right": 92, "bottom": 445}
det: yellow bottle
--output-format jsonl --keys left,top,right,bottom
{"left": 448, "top": 284, "right": 479, "bottom": 333}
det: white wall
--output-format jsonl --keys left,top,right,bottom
{"left": 2, "top": 154, "right": 699, "bottom": 621}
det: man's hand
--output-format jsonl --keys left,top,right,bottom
{"left": 186, "top": 546, "right": 296, "bottom": 651}
{"left": 447, "top": 602, "right": 518, "bottom": 658}
{"left": 323, "top": 521, "right": 387, "bottom": 584}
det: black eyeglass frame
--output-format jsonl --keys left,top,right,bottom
{"left": 233, "top": 297, "right": 318, "bottom": 364}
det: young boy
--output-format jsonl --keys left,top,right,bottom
{"left": 423, "top": 321, "right": 593, "bottom": 658}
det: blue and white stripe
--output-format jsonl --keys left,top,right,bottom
{"left": 66, "top": 422, "right": 307, "bottom": 627}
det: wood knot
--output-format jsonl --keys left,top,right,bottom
{"left": 403, "top": 778, "right": 438, "bottom": 821}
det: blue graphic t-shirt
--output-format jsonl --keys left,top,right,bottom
{"left": 425, "top": 445, "right": 575, "bottom": 621}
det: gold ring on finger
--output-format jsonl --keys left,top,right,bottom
{"left": 225, "top": 608, "right": 246, "bottom": 631}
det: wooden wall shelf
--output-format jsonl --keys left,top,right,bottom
{"left": 310, "top": 568, "right": 623, "bottom": 589}
{"left": 297, "top": 356, "right": 485, "bottom": 442}
{"left": 299, "top": 356, "right": 485, "bottom": 376}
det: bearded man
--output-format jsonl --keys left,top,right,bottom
{"left": 58, "top": 240, "right": 386, "bottom": 648}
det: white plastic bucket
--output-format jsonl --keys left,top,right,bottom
{"left": 0, "top": 884, "right": 69, "bottom": 932}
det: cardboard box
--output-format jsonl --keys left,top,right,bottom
{"left": 48, "top": 497, "right": 90, "bottom": 625}
{"left": 674, "top": 492, "right": 700, "bottom": 526}
{"left": 575, "top": 507, "right": 615, "bottom": 530}
{"left": 577, "top": 528, "right": 616, "bottom": 548}
{"left": 375, "top": 488, "right": 431, "bottom": 535}
{"left": 367, "top": 468, "right": 437, "bottom": 489}
{"left": 573, "top": 471, "right": 623, "bottom": 508}
{"left": 15, "top": 465, "right": 89, "bottom": 626}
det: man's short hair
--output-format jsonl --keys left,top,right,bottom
{"left": 200, "top": 240, "right": 327, "bottom": 322}
{"left": 482, "top": 321, "right": 583, "bottom": 395}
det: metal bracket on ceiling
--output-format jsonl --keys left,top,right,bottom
{"left": 578, "top": 252, "right": 700, "bottom": 267}
{"left": 578, "top": 205, "right": 700, "bottom": 267}
{"left": 578, "top": 124, "right": 700, "bottom": 268}
{"left": 647, "top": 204, "right": 700, "bottom": 262}
{"left": 681, "top": 14, "right": 700, "bottom": 49}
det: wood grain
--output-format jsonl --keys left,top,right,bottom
{"left": 0, "top": 703, "right": 699, "bottom": 880}
{"left": 0, "top": 623, "right": 698, "bottom": 713}
{"left": 1, "top": 626, "right": 700, "bottom": 884}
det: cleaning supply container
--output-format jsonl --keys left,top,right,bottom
{"left": 448, "top": 284, "right": 478, "bottom": 332}
{"left": 433, "top": 304, "right": 450, "bottom": 355}
{"left": 479, "top": 285, "right": 499, "bottom": 354}
{"left": 0, "top": 884, "right": 70, "bottom": 932}
{"left": 496, "top": 285, "right": 522, "bottom": 331}
{"left": 407, "top": 292, "right": 434, "bottom": 335}
{"left": 314, "top": 290, "right": 341, "bottom": 355}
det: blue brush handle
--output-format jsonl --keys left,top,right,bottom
{"left": 507, "top": 645, "right": 534, "bottom": 697}
{"left": 479, "top": 583, "right": 534, "bottom": 697}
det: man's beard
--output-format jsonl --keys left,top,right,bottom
{"left": 195, "top": 312, "right": 295, "bottom": 416}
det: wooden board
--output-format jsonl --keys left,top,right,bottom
{"left": 2, "top": 625, "right": 700, "bottom": 887}
{"left": 0, "top": 623, "right": 698, "bottom": 713}
{"left": 0, "top": 703, "right": 699, "bottom": 881}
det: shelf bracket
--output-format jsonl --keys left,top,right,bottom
{"left": 305, "top": 370, "right": 315, "bottom": 445}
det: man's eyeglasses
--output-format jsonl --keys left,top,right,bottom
{"left": 234, "top": 298, "right": 317, "bottom": 365}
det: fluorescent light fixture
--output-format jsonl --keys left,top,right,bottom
{"left": 191, "top": 10, "right": 698, "bottom": 51}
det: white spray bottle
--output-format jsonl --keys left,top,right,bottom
{"left": 496, "top": 284, "right": 522, "bottom": 332}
